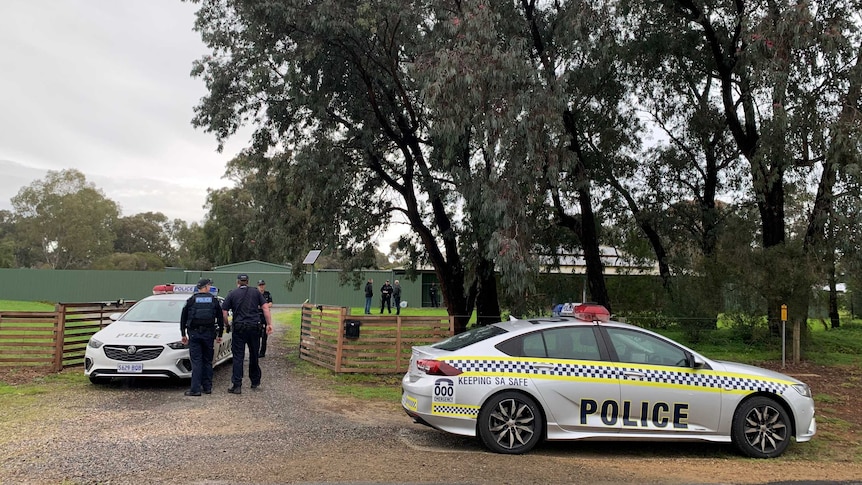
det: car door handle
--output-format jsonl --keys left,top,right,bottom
{"left": 624, "top": 371, "right": 645, "bottom": 379}
{"left": 532, "top": 363, "right": 556, "bottom": 370}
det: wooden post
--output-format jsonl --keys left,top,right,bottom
{"left": 53, "top": 304, "right": 66, "bottom": 372}
{"left": 395, "top": 315, "right": 403, "bottom": 373}
{"left": 334, "top": 306, "right": 346, "bottom": 372}
{"left": 793, "top": 320, "right": 801, "bottom": 364}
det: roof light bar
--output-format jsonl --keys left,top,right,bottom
{"left": 152, "top": 284, "right": 218, "bottom": 296}
{"left": 559, "top": 302, "right": 611, "bottom": 322}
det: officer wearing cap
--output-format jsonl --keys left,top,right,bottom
{"left": 180, "top": 278, "right": 224, "bottom": 396}
{"left": 257, "top": 279, "right": 273, "bottom": 358}
{"left": 221, "top": 274, "right": 272, "bottom": 394}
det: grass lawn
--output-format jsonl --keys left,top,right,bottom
{"left": 0, "top": 300, "right": 56, "bottom": 312}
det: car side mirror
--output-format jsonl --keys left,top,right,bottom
{"left": 109, "top": 313, "right": 122, "bottom": 321}
{"left": 692, "top": 354, "right": 706, "bottom": 369}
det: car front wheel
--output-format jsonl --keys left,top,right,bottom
{"left": 477, "top": 391, "right": 543, "bottom": 454}
{"left": 731, "top": 396, "right": 791, "bottom": 458}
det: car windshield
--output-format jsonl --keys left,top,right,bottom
{"left": 119, "top": 299, "right": 186, "bottom": 323}
{"left": 432, "top": 325, "right": 508, "bottom": 351}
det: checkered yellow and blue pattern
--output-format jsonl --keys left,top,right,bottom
{"left": 444, "top": 357, "right": 791, "bottom": 395}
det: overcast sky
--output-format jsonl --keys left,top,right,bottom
{"left": 0, "top": 0, "right": 248, "bottom": 223}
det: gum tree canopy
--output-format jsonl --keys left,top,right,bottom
{"left": 189, "top": 0, "right": 542, "bottom": 331}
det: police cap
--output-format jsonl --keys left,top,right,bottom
{"left": 196, "top": 278, "right": 212, "bottom": 289}
{"left": 237, "top": 274, "right": 249, "bottom": 282}
{"left": 258, "top": 279, "right": 266, "bottom": 285}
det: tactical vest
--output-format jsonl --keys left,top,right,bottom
{"left": 188, "top": 293, "right": 216, "bottom": 324}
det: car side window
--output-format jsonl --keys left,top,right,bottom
{"left": 544, "top": 327, "right": 601, "bottom": 361}
{"left": 521, "top": 332, "right": 546, "bottom": 357}
{"left": 497, "top": 328, "right": 601, "bottom": 361}
{"left": 605, "top": 328, "right": 688, "bottom": 367}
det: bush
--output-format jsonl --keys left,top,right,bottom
{"left": 724, "top": 312, "right": 771, "bottom": 345}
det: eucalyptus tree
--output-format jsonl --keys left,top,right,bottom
{"left": 11, "top": 169, "right": 118, "bottom": 269}
{"left": 189, "top": 0, "right": 510, "bottom": 330}
{"left": 113, "top": 212, "right": 174, "bottom": 263}
{"left": 634, "top": 0, "right": 862, "bottom": 331}
{"left": 201, "top": 186, "right": 258, "bottom": 266}
{"left": 607, "top": 1, "right": 751, "bottom": 328}
{"left": 168, "top": 219, "right": 212, "bottom": 270}
{"left": 0, "top": 210, "right": 14, "bottom": 268}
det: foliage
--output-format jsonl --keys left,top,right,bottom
{"left": 722, "top": 312, "right": 772, "bottom": 345}
{"left": 113, "top": 212, "right": 174, "bottom": 263}
{"left": 201, "top": 186, "right": 257, "bottom": 266}
{"left": 189, "top": 0, "right": 518, "bottom": 330}
{"left": 11, "top": 169, "right": 119, "bottom": 269}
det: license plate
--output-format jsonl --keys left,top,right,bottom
{"left": 117, "top": 363, "right": 143, "bottom": 373}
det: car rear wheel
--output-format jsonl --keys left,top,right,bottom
{"left": 477, "top": 391, "right": 543, "bottom": 454}
{"left": 731, "top": 396, "right": 791, "bottom": 458}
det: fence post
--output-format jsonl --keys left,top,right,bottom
{"left": 53, "top": 304, "right": 66, "bottom": 372}
{"left": 793, "top": 320, "right": 801, "bottom": 364}
{"left": 395, "top": 315, "right": 403, "bottom": 372}
{"left": 334, "top": 307, "right": 346, "bottom": 372}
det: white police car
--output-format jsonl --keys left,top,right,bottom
{"left": 402, "top": 303, "right": 816, "bottom": 458}
{"left": 84, "top": 284, "right": 232, "bottom": 383}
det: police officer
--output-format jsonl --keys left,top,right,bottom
{"left": 257, "top": 279, "right": 273, "bottom": 358}
{"left": 392, "top": 279, "right": 402, "bottom": 315}
{"left": 380, "top": 280, "right": 393, "bottom": 314}
{"left": 180, "top": 278, "right": 224, "bottom": 396}
{"left": 221, "top": 274, "right": 272, "bottom": 394}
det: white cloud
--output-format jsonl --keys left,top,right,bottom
{"left": 0, "top": 0, "right": 399, "bottom": 250}
{"left": 0, "top": 0, "right": 247, "bottom": 223}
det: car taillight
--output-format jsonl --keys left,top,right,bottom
{"left": 416, "top": 359, "right": 462, "bottom": 376}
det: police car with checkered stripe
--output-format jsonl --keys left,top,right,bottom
{"left": 401, "top": 303, "right": 816, "bottom": 458}
{"left": 84, "top": 284, "right": 232, "bottom": 383}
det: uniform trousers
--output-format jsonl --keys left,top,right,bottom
{"left": 188, "top": 327, "right": 215, "bottom": 393}
{"left": 230, "top": 324, "right": 261, "bottom": 388}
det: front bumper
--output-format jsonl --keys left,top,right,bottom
{"left": 84, "top": 346, "right": 192, "bottom": 379}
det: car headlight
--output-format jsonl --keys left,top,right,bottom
{"left": 88, "top": 338, "right": 104, "bottom": 349}
{"left": 167, "top": 341, "right": 188, "bottom": 350}
{"left": 792, "top": 383, "right": 811, "bottom": 398}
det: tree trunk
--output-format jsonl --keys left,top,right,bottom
{"left": 475, "top": 257, "right": 501, "bottom": 326}
{"left": 577, "top": 186, "right": 611, "bottom": 312}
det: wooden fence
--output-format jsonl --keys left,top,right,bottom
{"left": 0, "top": 301, "right": 135, "bottom": 371}
{"left": 299, "top": 304, "right": 454, "bottom": 373}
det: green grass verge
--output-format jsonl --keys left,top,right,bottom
{"left": 0, "top": 300, "right": 56, "bottom": 312}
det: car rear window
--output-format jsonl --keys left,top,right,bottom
{"left": 432, "top": 325, "right": 508, "bottom": 351}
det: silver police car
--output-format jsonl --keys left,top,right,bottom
{"left": 85, "top": 284, "right": 232, "bottom": 383}
{"left": 402, "top": 303, "right": 816, "bottom": 458}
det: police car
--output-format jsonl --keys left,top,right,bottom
{"left": 401, "top": 303, "right": 816, "bottom": 458}
{"left": 84, "top": 284, "right": 232, "bottom": 383}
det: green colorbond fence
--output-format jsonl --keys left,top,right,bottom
{"left": 0, "top": 268, "right": 440, "bottom": 309}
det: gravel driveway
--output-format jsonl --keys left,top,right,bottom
{"left": 2, "top": 316, "right": 861, "bottom": 485}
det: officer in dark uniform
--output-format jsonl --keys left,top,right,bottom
{"left": 180, "top": 278, "right": 224, "bottom": 396}
{"left": 380, "top": 280, "right": 393, "bottom": 314}
{"left": 257, "top": 279, "right": 273, "bottom": 358}
{"left": 221, "top": 274, "right": 272, "bottom": 394}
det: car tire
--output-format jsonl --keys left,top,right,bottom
{"left": 477, "top": 391, "right": 543, "bottom": 454}
{"left": 731, "top": 396, "right": 791, "bottom": 458}
{"left": 88, "top": 375, "right": 111, "bottom": 385}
